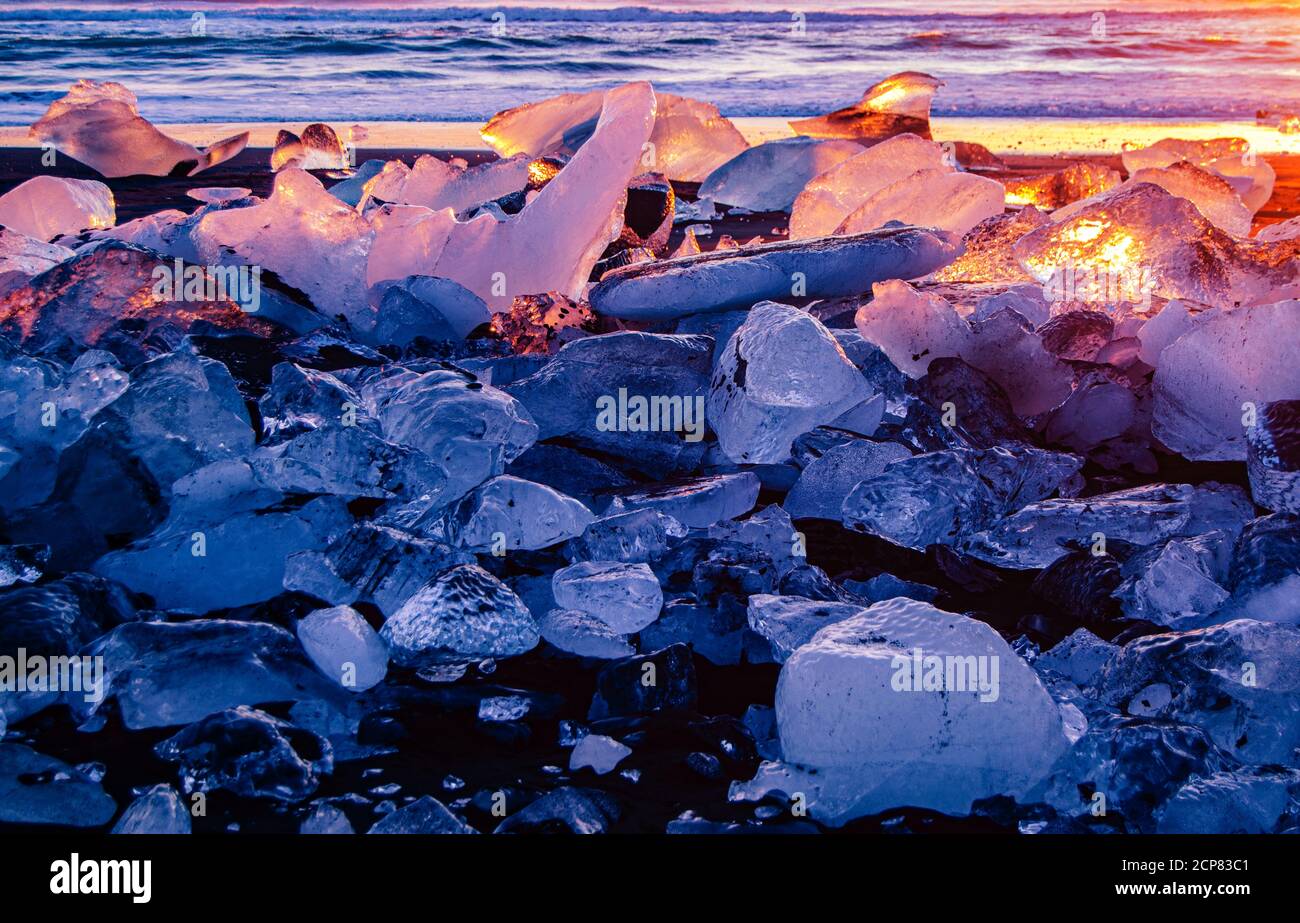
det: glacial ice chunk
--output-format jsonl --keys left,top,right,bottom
{"left": 552, "top": 561, "right": 663, "bottom": 634}
{"left": 1002, "top": 162, "right": 1121, "bottom": 210}
{"left": 783, "top": 439, "right": 913, "bottom": 519}
{"left": 0, "top": 176, "right": 114, "bottom": 241}
{"left": 708, "top": 302, "right": 873, "bottom": 463}
{"left": 503, "top": 331, "right": 710, "bottom": 477}
{"left": 0, "top": 744, "right": 116, "bottom": 826}
{"left": 283, "top": 522, "right": 472, "bottom": 618}
{"left": 367, "top": 153, "right": 531, "bottom": 213}
{"left": 772, "top": 598, "right": 1068, "bottom": 825}
{"left": 482, "top": 88, "right": 747, "bottom": 183}
{"left": 76, "top": 619, "right": 345, "bottom": 730}
{"left": 368, "top": 367, "right": 538, "bottom": 503}
{"left": 1097, "top": 619, "right": 1300, "bottom": 766}
{"left": 789, "top": 133, "right": 948, "bottom": 239}
{"left": 1247, "top": 400, "right": 1300, "bottom": 513}
{"left": 589, "top": 225, "right": 963, "bottom": 321}
{"left": 605, "top": 472, "right": 760, "bottom": 528}
{"left": 441, "top": 475, "right": 594, "bottom": 551}
{"left": 565, "top": 509, "right": 687, "bottom": 564}
{"left": 368, "top": 796, "right": 476, "bottom": 834}
{"left": 931, "top": 206, "right": 1049, "bottom": 284}
{"left": 369, "top": 274, "right": 491, "bottom": 344}
{"left": 1153, "top": 300, "right": 1300, "bottom": 461}
{"left": 746, "top": 595, "right": 867, "bottom": 662}
{"left": 1014, "top": 184, "right": 1300, "bottom": 307}
{"left": 855, "top": 280, "right": 1073, "bottom": 415}
{"left": 193, "top": 168, "right": 374, "bottom": 332}
{"left": 1114, "top": 532, "right": 1233, "bottom": 628}
{"left": 94, "top": 497, "right": 350, "bottom": 612}
{"left": 271, "top": 124, "right": 346, "bottom": 171}
{"left": 842, "top": 446, "right": 1081, "bottom": 551}
{"left": 699, "top": 137, "right": 864, "bottom": 212}
{"left": 790, "top": 72, "right": 942, "bottom": 142}
{"left": 111, "top": 784, "right": 191, "bottom": 834}
{"left": 379, "top": 564, "right": 540, "bottom": 666}
{"left": 296, "top": 605, "right": 388, "bottom": 693}
{"left": 31, "top": 80, "right": 248, "bottom": 178}
{"left": 569, "top": 734, "right": 632, "bottom": 775}
{"left": 0, "top": 227, "right": 72, "bottom": 297}
{"left": 372, "top": 82, "right": 656, "bottom": 311}
{"left": 538, "top": 608, "right": 635, "bottom": 659}
{"left": 1156, "top": 769, "right": 1299, "bottom": 834}
{"left": 1221, "top": 514, "right": 1300, "bottom": 626}
{"left": 1034, "top": 627, "right": 1117, "bottom": 687}
{"left": 1055, "top": 161, "right": 1252, "bottom": 238}
{"left": 1121, "top": 137, "right": 1275, "bottom": 213}
{"left": 963, "top": 482, "right": 1255, "bottom": 570}
{"left": 835, "top": 168, "right": 1006, "bottom": 238}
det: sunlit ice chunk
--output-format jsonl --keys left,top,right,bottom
{"left": 193, "top": 168, "right": 375, "bottom": 332}
{"left": 1054, "top": 161, "right": 1252, "bottom": 238}
{"left": 0, "top": 227, "right": 73, "bottom": 298}
{"left": 854, "top": 280, "right": 1072, "bottom": 416}
{"left": 790, "top": 71, "right": 943, "bottom": 142}
{"left": 31, "top": 80, "right": 247, "bottom": 178}
{"left": 834, "top": 168, "right": 1006, "bottom": 239}
{"left": 1002, "top": 162, "right": 1121, "bottom": 210}
{"left": 482, "top": 87, "right": 746, "bottom": 183}
{"left": 1153, "top": 300, "right": 1300, "bottom": 462}
{"left": 370, "top": 82, "right": 657, "bottom": 312}
{"left": 1121, "top": 137, "right": 1275, "bottom": 213}
{"left": 699, "top": 137, "right": 863, "bottom": 212}
{"left": 789, "top": 133, "right": 948, "bottom": 239}
{"left": 271, "top": 124, "right": 347, "bottom": 172}
{"left": 0, "top": 176, "right": 114, "bottom": 241}
{"left": 1014, "top": 183, "right": 1300, "bottom": 308}
{"left": 366, "top": 153, "right": 531, "bottom": 214}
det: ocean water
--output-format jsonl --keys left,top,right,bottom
{"left": 1, "top": 3, "right": 1298, "bottom": 125}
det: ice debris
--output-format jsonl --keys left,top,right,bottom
{"left": 31, "top": 80, "right": 248, "bottom": 178}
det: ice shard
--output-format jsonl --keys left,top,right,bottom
{"left": 31, "top": 80, "right": 248, "bottom": 178}
{"left": 789, "top": 133, "right": 949, "bottom": 239}
{"left": 370, "top": 82, "right": 656, "bottom": 312}
{"left": 709, "top": 302, "right": 872, "bottom": 464}
{"left": 789, "top": 72, "right": 942, "bottom": 142}
{"left": 589, "top": 225, "right": 963, "bottom": 321}
{"left": 1013, "top": 184, "right": 1300, "bottom": 308}
{"left": 0, "top": 176, "right": 114, "bottom": 241}
{"left": 482, "top": 87, "right": 746, "bottom": 182}
{"left": 367, "top": 153, "right": 531, "bottom": 213}
{"left": 1246, "top": 400, "right": 1300, "bottom": 514}
{"left": 1152, "top": 300, "right": 1300, "bottom": 461}
{"left": 271, "top": 124, "right": 347, "bottom": 171}
{"left": 193, "top": 168, "right": 374, "bottom": 333}
{"left": 931, "top": 206, "right": 1049, "bottom": 284}
{"left": 1002, "top": 162, "right": 1121, "bottom": 210}
{"left": 1054, "top": 161, "right": 1253, "bottom": 238}
{"left": 0, "top": 227, "right": 72, "bottom": 297}
{"left": 1121, "top": 137, "right": 1276, "bottom": 213}
{"left": 698, "top": 137, "right": 863, "bottom": 212}
{"left": 834, "top": 168, "right": 1007, "bottom": 238}
{"left": 854, "top": 280, "right": 1072, "bottom": 416}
